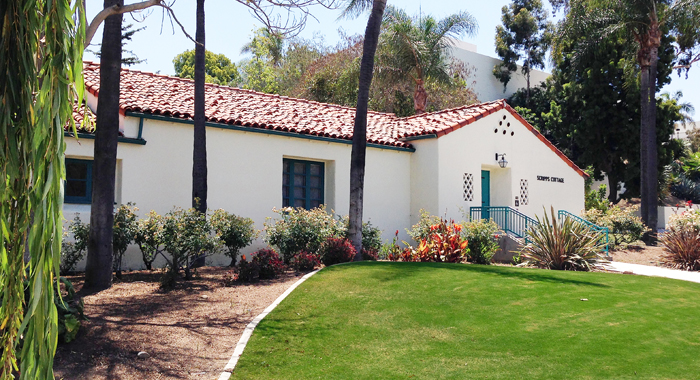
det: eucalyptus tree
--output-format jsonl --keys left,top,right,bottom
{"left": 341, "top": 0, "right": 387, "bottom": 259}
{"left": 1, "top": 0, "right": 84, "bottom": 378}
{"left": 379, "top": 6, "right": 478, "bottom": 114}
{"left": 561, "top": 0, "right": 700, "bottom": 237}
{"left": 493, "top": 0, "right": 554, "bottom": 102}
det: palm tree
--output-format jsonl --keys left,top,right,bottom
{"left": 342, "top": 0, "right": 387, "bottom": 260}
{"left": 193, "top": 0, "right": 207, "bottom": 215}
{"left": 562, "top": 0, "right": 700, "bottom": 239}
{"left": 241, "top": 27, "right": 285, "bottom": 67}
{"left": 379, "top": 6, "right": 477, "bottom": 114}
{"left": 85, "top": 0, "right": 123, "bottom": 290}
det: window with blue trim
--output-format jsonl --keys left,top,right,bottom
{"left": 283, "top": 159, "right": 324, "bottom": 209}
{"left": 65, "top": 158, "right": 93, "bottom": 204}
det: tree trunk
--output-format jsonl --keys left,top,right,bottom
{"left": 192, "top": 0, "right": 207, "bottom": 213}
{"left": 349, "top": 0, "right": 387, "bottom": 261}
{"left": 84, "top": 0, "right": 123, "bottom": 290}
{"left": 413, "top": 78, "right": 428, "bottom": 114}
{"left": 639, "top": 26, "right": 660, "bottom": 243}
{"left": 607, "top": 172, "right": 618, "bottom": 204}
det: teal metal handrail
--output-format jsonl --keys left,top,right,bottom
{"left": 469, "top": 206, "right": 538, "bottom": 240}
{"left": 557, "top": 210, "right": 609, "bottom": 254}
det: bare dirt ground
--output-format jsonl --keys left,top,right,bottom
{"left": 609, "top": 245, "right": 668, "bottom": 267}
{"left": 53, "top": 267, "right": 304, "bottom": 380}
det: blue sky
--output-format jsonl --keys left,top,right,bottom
{"left": 85, "top": 0, "right": 698, "bottom": 117}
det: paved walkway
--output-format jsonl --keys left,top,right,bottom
{"left": 602, "top": 261, "right": 700, "bottom": 284}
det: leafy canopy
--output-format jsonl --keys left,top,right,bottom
{"left": 173, "top": 49, "right": 240, "bottom": 86}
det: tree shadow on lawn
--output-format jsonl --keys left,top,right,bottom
{"left": 339, "top": 261, "right": 611, "bottom": 288}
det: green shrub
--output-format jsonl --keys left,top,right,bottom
{"left": 319, "top": 237, "right": 356, "bottom": 266}
{"left": 264, "top": 206, "right": 345, "bottom": 263}
{"left": 462, "top": 219, "right": 499, "bottom": 264}
{"left": 660, "top": 209, "right": 700, "bottom": 271}
{"left": 520, "top": 207, "right": 605, "bottom": 271}
{"left": 56, "top": 277, "right": 86, "bottom": 343}
{"left": 380, "top": 231, "right": 404, "bottom": 261}
{"left": 582, "top": 205, "right": 649, "bottom": 249}
{"left": 406, "top": 209, "right": 441, "bottom": 243}
{"left": 162, "top": 206, "right": 218, "bottom": 284}
{"left": 112, "top": 203, "right": 138, "bottom": 278}
{"left": 290, "top": 251, "right": 321, "bottom": 272}
{"left": 252, "top": 248, "right": 285, "bottom": 279}
{"left": 585, "top": 184, "right": 609, "bottom": 211}
{"left": 133, "top": 210, "right": 165, "bottom": 270}
{"left": 60, "top": 216, "right": 90, "bottom": 275}
{"left": 211, "top": 209, "right": 258, "bottom": 266}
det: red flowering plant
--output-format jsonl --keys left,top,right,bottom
{"left": 290, "top": 250, "right": 321, "bottom": 272}
{"left": 413, "top": 219, "right": 469, "bottom": 263}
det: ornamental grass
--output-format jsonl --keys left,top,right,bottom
{"left": 520, "top": 207, "right": 605, "bottom": 271}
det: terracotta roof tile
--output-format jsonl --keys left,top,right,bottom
{"left": 78, "top": 62, "right": 586, "bottom": 177}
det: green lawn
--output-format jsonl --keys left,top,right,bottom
{"left": 231, "top": 262, "right": 700, "bottom": 379}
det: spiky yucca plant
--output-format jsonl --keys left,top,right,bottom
{"left": 520, "top": 207, "right": 605, "bottom": 271}
{"left": 659, "top": 228, "right": 700, "bottom": 271}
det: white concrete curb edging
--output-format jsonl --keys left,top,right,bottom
{"left": 218, "top": 269, "right": 321, "bottom": 380}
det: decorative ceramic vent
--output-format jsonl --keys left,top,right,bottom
{"left": 520, "top": 179, "right": 529, "bottom": 205}
{"left": 463, "top": 173, "right": 474, "bottom": 201}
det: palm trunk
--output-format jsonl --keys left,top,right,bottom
{"left": 607, "top": 171, "right": 619, "bottom": 204}
{"left": 85, "top": 0, "right": 123, "bottom": 290}
{"left": 414, "top": 78, "right": 428, "bottom": 114}
{"left": 349, "top": 0, "right": 387, "bottom": 261}
{"left": 192, "top": 0, "right": 207, "bottom": 213}
{"left": 639, "top": 26, "right": 660, "bottom": 242}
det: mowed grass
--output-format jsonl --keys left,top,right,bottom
{"left": 230, "top": 262, "right": 700, "bottom": 380}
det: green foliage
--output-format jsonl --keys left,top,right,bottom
{"left": 173, "top": 49, "right": 240, "bottom": 86}
{"left": 55, "top": 278, "right": 86, "bottom": 344}
{"left": 520, "top": 208, "right": 605, "bottom": 271}
{"left": 585, "top": 184, "right": 610, "bottom": 212}
{"left": 240, "top": 28, "right": 281, "bottom": 93}
{"left": 406, "top": 209, "right": 441, "bottom": 243}
{"left": 133, "top": 210, "right": 165, "bottom": 270}
{"left": 462, "top": 219, "right": 500, "bottom": 265}
{"left": 60, "top": 217, "right": 90, "bottom": 275}
{"left": 380, "top": 230, "right": 404, "bottom": 261}
{"left": 581, "top": 205, "right": 649, "bottom": 249}
{"left": 112, "top": 203, "right": 139, "bottom": 278}
{"left": 493, "top": 0, "right": 553, "bottom": 92}
{"left": 264, "top": 206, "right": 345, "bottom": 264}
{"left": 0, "top": 0, "right": 84, "bottom": 376}
{"left": 318, "top": 238, "right": 356, "bottom": 266}
{"left": 210, "top": 209, "right": 258, "bottom": 266}
{"left": 162, "top": 207, "right": 218, "bottom": 283}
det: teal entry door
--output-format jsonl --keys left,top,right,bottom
{"left": 481, "top": 170, "right": 491, "bottom": 219}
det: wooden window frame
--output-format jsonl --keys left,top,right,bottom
{"left": 283, "top": 158, "right": 324, "bottom": 210}
{"left": 65, "top": 158, "right": 93, "bottom": 204}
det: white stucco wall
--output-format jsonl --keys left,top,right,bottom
{"left": 449, "top": 40, "right": 550, "bottom": 102}
{"left": 64, "top": 116, "right": 412, "bottom": 271}
{"left": 410, "top": 109, "right": 585, "bottom": 224}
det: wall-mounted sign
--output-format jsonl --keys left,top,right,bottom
{"left": 537, "top": 175, "right": 564, "bottom": 183}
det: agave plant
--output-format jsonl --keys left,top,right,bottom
{"left": 520, "top": 207, "right": 605, "bottom": 271}
{"left": 659, "top": 227, "right": 700, "bottom": 271}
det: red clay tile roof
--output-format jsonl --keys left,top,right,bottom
{"left": 80, "top": 62, "right": 586, "bottom": 177}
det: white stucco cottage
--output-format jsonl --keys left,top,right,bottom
{"left": 65, "top": 63, "right": 586, "bottom": 269}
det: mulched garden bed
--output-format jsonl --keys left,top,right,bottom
{"left": 53, "top": 267, "right": 304, "bottom": 380}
